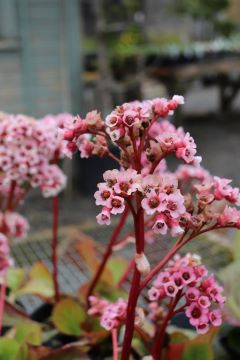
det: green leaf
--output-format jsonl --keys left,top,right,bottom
{"left": 183, "top": 343, "right": 213, "bottom": 360}
{"left": 7, "top": 268, "right": 25, "bottom": 294}
{"left": 170, "top": 331, "right": 189, "bottom": 344}
{"left": 15, "top": 262, "right": 54, "bottom": 299}
{"left": 106, "top": 257, "right": 128, "bottom": 285}
{"left": 52, "top": 298, "right": 86, "bottom": 336}
{"left": 15, "top": 321, "right": 42, "bottom": 346}
{"left": 0, "top": 338, "right": 20, "bottom": 360}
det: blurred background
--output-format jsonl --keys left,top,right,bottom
{"left": 0, "top": 0, "right": 240, "bottom": 223}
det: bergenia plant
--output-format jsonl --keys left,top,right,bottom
{"left": 0, "top": 112, "right": 68, "bottom": 331}
{"left": 60, "top": 95, "right": 240, "bottom": 360}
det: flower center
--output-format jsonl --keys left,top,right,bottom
{"left": 125, "top": 116, "right": 134, "bottom": 125}
{"left": 149, "top": 197, "right": 160, "bottom": 208}
{"left": 167, "top": 201, "right": 177, "bottom": 211}
{"left": 101, "top": 190, "right": 111, "bottom": 200}
{"left": 119, "top": 182, "right": 129, "bottom": 192}
{"left": 182, "top": 272, "right": 190, "bottom": 280}
{"left": 111, "top": 198, "right": 122, "bottom": 208}
{"left": 167, "top": 285, "right": 175, "bottom": 294}
{"left": 192, "top": 307, "right": 201, "bottom": 318}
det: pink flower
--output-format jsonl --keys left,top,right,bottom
{"left": 76, "top": 135, "right": 94, "bottom": 158}
{"left": 165, "top": 193, "right": 185, "bottom": 218}
{"left": 171, "top": 272, "right": 184, "bottom": 289}
{"left": 107, "top": 127, "right": 125, "bottom": 142}
{"left": 3, "top": 212, "right": 29, "bottom": 240}
{"left": 96, "top": 207, "right": 111, "bottom": 225}
{"left": 105, "top": 113, "right": 121, "bottom": 128}
{"left": 141, "top": 190, "right": 167, "bottom": 215}
{"left": 198, "top": 296, "right": 211, "bottom": 309}
{"left": 85, "top": 110, "right": 102, "bottom": 129}
{"left": 152, "top": 98, "right": 170, "bottom": 117}
{"left": 217, "top": 205, "right": 240, "bottom": 227}
{"left": 94, "top": 183, "right": 113, "bottom": 206}
{"left": 122, "top": 110, "right": 139, "bottom": 127}
{"left": 186, "top": 303, "right": 208, "bottom": 326}
{"left": 148, "top": 287, "right": 161, "bottom": 301}
{"left": 196, "top": 322, "right": 210, "bottom": 334}
{"left": 164, "top": 281, "right": 179, "bottom": 297}
{"left": 110, "top": 196, "right": 125, "bottom": 215}
{"left": 103, "top": 169, "right": 119, "bottom": 186}
{"left": 176, "top": 145, "right": 197, "bottom": 164}
{"left": 114, "top": 169, "right": 141, "bottom": 195}
{"left": 181, "top": 267, "right": 196, "bottom": 284}
{"left": 168, "top": 219, "right": 184, "bottom": 237}
{"left": 156, "top": 132, "right": 179, "bottom": 151}
{"left": 209, "top": 310, "right": 222, "bottom": 326}
{"left": 213, "top": 176, "right": 240, "bottom": 203}
{"left": 88, "top": 296, "right": 109, "bottom": 316}
{"left": 154, "top": 271, "right": 171, "bottom": 287}
{"left": 152, "top": 214, "right": 168, "bottom": 235}
{"left": 186, "top": 287, "right": 200, "bottom": 302}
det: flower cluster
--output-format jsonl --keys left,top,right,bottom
{"left": 59, "top": 96, "right": 203, "bottom": 169}
{"left": 95, "top": 169, "right": 140, "bottom": 225}
{"left": 105, "top": 96, "right": 183, "bottom": 142}
{"left": 0, "top": 212, "right": 29, "bottom": 240}
{"left": 58, "top": 111, "right": 108, "bottom": 159}
{"left": 0, "top": 112, "right": 67, "bottom": 200}
{"left": 88, "top": 296, "right": 145, "bottom": 331}
{"left": 148, "top": 254, "right": 225, "bottom": 334}
{"left": 95, "top": 169, "right": 187, "bottom": 237}
{"left": 88, "top": 296, "right": 127, "bottom": 330}
{"left": 0, "top": 233, "right": 12, "bottom": 274}
{"left": 176, "top": 165, "right": 212, "bottom": 184}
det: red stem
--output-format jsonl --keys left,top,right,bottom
{"left": 112, "top": 329, "right": 119, "bottom": 360}
{"left": 5, "top": 180, "right": 16, "bottom": 211}
{"left": 86, "top": 208, "right": 129, "bottom": 305}
{"left": 121, "top": 204, "right": 144, "bottom": 360}
{"left": 152, "top": 294, "right": 182, "bottom": 360}
{"left": 52, "top": 195, "right": 60, "bottom": 302}
{"left": 0, "top": 270, "right": 7, "bottom": 335}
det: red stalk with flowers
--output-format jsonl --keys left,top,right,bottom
{"left": 0, "top": 113, "right": 70, "bottom": 329}
{"left": 60, "top": 95, "right": 240, "bottom": 360}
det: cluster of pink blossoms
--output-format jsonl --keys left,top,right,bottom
{"left": 88, "top": 296, "right": 127, "bottom": 330}
{"left": 95, "top": 169, "right": 187, "bottom": 237}
{"left": 0, "top": 212, "right": 29, "bottom": 240}
{"left": 57, "top": 110, "right": 109, "bottom": 159}
{"left": 0, "top": 233, "right": 12, "bottom": 274}
{"left": 148, "top": 254, "right": 225, "bottom": 334}
{"left": 0, "top": 112, "right": 67, "bottom": 199}
{"left": 88, "top": 296, "right": 144, "bottom": 331}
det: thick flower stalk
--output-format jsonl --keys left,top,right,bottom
{"left": 60, "top": 95, "right": 240, "bottom": 359}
